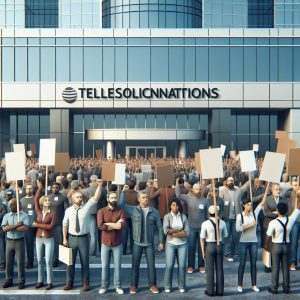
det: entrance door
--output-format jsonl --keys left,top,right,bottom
{"left": 126, "top": 146, "right": 166, "bottom": 158}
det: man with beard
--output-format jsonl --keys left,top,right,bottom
{"left": 219, "top": 177, "right": 242, "bottom": 262}
{"left": 20, "top": 183, "right": 36, "bottom": 269}
{"left": 175, "top": 179, "right": 209, "bottom": 274}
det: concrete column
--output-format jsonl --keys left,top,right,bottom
{"left": 283, "top": 109, "right": 300, "bottom": 146}
{"left": 106, "top": 141, "right": 115, "bottom": 159}
{"left": 178, "top": 140, "right": 187, "bottom": 158}
{"left": 50, "top": 109, "right": 69, "bottom": 152}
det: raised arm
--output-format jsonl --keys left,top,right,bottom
{"left": 34, "top": 187, "right": 43, "bottom": 218}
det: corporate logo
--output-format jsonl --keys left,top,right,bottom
{"left": 62, "top": 87, "right": 77, "bottom": 103}
{"left": 62, "top": 86, "right": 220, "bottom": 103}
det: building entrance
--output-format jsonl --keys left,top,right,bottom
{"left": 125, "top": 146, "right": 166, "bottom": 158}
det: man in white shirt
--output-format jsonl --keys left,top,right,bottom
{"left": 200, "top": 205, "right": 228, "bottom": 297}
{"left": 62, "top": 180, "right": 103, "bottom": 292}
{"left": 265, "top": 197, "right": 300, "bottom": 294}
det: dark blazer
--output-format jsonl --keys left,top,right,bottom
{"left": 34, "top": 188, "right": 57, "bottom": 238}
{"left": 263, "top": 195, "right": 287, "bottom": 229}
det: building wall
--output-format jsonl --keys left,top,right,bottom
{"left": 274, "top": 0, "right": 300, "bottom": 28}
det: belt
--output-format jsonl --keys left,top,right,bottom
{"left": 68, "top": 233, "right": 88, "bottom": 237}
{"left": 7, "top": 237, "right": 24, "bottom": 241}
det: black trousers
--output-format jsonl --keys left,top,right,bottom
{"left": 271, "top": 243, "right": 290, "bottom": 292}
{"left": 24, "top": 227, "right": 35, "bottom": 265}
{"left": 205, "top": 242, "right": 224, "bottom": 295}
{"left": 6, "top": 238, "right": 25, "bottom": 284}
{"left": 53, "top": 224, "right": 63, "bottom": 263}
{"left": 122, "top": 218, "right": 134, "bottom": 254}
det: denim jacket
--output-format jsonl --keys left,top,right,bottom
{"left": 118, "top": 192, "right": 164, "bottom": 244}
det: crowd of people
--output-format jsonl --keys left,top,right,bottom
{"left": 0, "top": 155, "right": 299, "bottom": 296}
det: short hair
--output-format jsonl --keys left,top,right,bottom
{"left": 138, "top": 181, "right": 147, "bottom": 191}
{"left": 127, "top": 179, "right": 136, "bottom": 190}
{"left": 107, "top": 191, "right": 117, "bottom": 199}
{"left": 137, "top": 190, "right": 149, "bottom": 200}
{"left": 277, "top": 202, "right": 288, "bottom": 216}
{"left": 62, "top": 179, "right": 69, "bottom": 189}
{"left": 168, "top": 198, "right": 183, "bottom": 214}
{"left": 51, "top": 182, "right": 60, "bottom": 188}
{"left": 178, "top": 177, "right": 184, "bottom": 185}
{"left": 109, "top": 184, "right": 117, "bottom": 192}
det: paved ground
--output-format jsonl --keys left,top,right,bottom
{"left": 0, "top": 248, "right": 299, "bottom": 300}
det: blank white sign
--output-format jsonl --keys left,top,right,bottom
{"left": 5, "top": 152, "right": 26, "bottom": 181}
{"left": 240, "top": 151, "right": 257, "bottom": 172}
{"left": 259, "top": 151, "right": 286, "bottom": 183}
{"left": 39, "top": 139, "right": 56, "bottom": 166}
{"left": 253, "top": 144, "right": 259, "bottom": 152}
{"left": 141, "top": 165, "right": 152, "bottom": 173}
{"left": 200, "top": 148, "right": 223, "bottom": 180}
{"left": 220, "top": 144, "right": 226, "bottom": 156}
{"left": 13, "top": 144, "right": 26, "bottom": 158}
{"left": 112, "top": 164, "right": 126, "bottom": 185}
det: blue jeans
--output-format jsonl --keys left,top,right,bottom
{"left": 238, "top": 242, "right": 257, "bottom": 286}
{"left": 89, "top": 214, "right": 98, "bottom": 256}
{"left": 36, "top": 237, "right": 54, "bottom": 284}
{"left": 101, "top": 243, "right": 122, "bottom": 289}
{"left": 290, "top": 221, "right": 300, "bottom": 265}
{"left": 188, "top": 228, "right": 204, "bottom": 268}
{"left": 164, "top": 242, "right": 187, "bottom": 290}
{"left": 225, "top": 219, "right": 239, "bottom": 256}
{"left": 131, "top": 243, "right": 156, "bottom": 287}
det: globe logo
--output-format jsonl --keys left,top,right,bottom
{"left": 62, "top": 87, "right": 77, "bottom": 103}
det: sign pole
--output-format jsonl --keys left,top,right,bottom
{"left": 45, "top": 165, "right": 48, "bottom": 196}
{"left": 15, "top": 181, "right": 20, "bottom": 222}
{"left": 212, "top": 178, "right": 220, "bottom": 245}
{"left": 248, "top": 172, "right": 253, "bottom": 203}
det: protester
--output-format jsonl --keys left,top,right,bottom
{"left": 32, "top": 184, "right": 56, "bottom": 290}
{"left": 97, "top": 191, "right": 125, "bottom": 295}
{"left": 163, "top": 198, "right": 189, "bottom": 293}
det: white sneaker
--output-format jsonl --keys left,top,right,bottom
{"left": 228, "top": 257, "right": 234, "bottom": 262}
{"left": 165, "top": 289, "right": 171, "bottom": 293}
{"left": 237, "top": 286, "right": 243, "bottom": 293}
{"left": 116, "top": 288, "right": 124, "bottom": 295}
{"left": 99, "top": 288, "right": 107, "bottom": 294}
{"left": 179, "top": 289, "right": 186, "bottom": 293}
{"left": 252, "top": 286, "right": 260, "bottom": 292}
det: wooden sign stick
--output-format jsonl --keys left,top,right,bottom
{"left": 165, "top": 187, "right": 168, "bottom": 214}
{"left": 248, "top": 172, "right": 253, "bottom": 203}
{"left": 297, "top": 176, "right": 300, "bottom": 209}
{"left": 45, "top": 165, "right": 49, "bottom": 196}
{"left": 212, "top": 178, "right": 220, "bottom": 245}
{"left": 262, "top": 181, "right": 270, "bottom": 205}
{"left": 15, "top": 181, "right": 20, "bottom": 222}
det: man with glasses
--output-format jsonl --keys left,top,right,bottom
{"left": 20, "top": 183, "right": 36, "bottom": 269}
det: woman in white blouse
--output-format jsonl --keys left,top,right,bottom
{"left": 163, "top": 198, "right": 190, "bottom": 293}
{"left": 236, "top": 196, "right": 266, "bottom": 293}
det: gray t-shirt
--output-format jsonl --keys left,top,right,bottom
{"left": 135, "top": 206, "right": 151, "bottom": 247}
{"left": 228, "top": 190, "right": 236, "bottom": 219}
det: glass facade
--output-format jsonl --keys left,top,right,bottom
{"left": 25, "top": 0, "right": 58, "bottom": 28}
{"left": 274, "top": 0, "right": 300, "bottom": 28}
{"left": 71, "top": 113, "right": 208, "bottom": 157}
{"left": 102, "top": 0, "right": 202, "bottom": 28}
{"left": 203, "top": 0, "right": 274, "bottom": 28}
{"left": 2, "top": 37, "right": 300, "bottom": 83}
{"left": 0, "top": 0, "right": 25, "bottom": 28}
{"left": 59, "top": 0, "right": 100, "bottom": 28}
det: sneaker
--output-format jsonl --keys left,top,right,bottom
{"left": 2, "top": 282, "right": 13, "bottom": 288}
{"left": 252, "top": 286, "right": 260, "bottom": 292}
{"left": 237, "top": 286, "right": 243, "bottom": 293}
{"left": 290, "top": 263, "right": 296, "bottom": 271}
{"left": 99, "top": 288, "right": 107, "bottom": 294}
{"left": 130, "top": 286, "right": 137, "bottom": 294}
{"left": 116, "top": 288, "right": 124, "bottom": 295}
{"left": 225, "top": 256, "right": 234, "bottom": 262}
{"left": 150, "top": 285, "right": 159, "bottom": 294}
{"left": 199, "top": 267, "right": 206, "bottom": 273}
{"left": 0, "top": 264, "right": 5, "bottom": 271}
{"left": 165, "top": 289, "right": 171, "bottom": 293}
{"left": 187, "top": 267, "right": 194, "bottom": 274}
{"left": 179, "top": 289, "right": 186, "bottom": 293}
{"left": 264, "top": 267, "right": 272, "bottom": 273}
{"left": 18, "top": 282, "right": 25, "bottom": 289}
